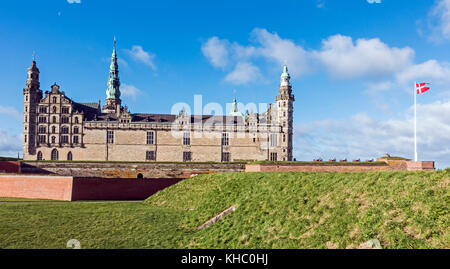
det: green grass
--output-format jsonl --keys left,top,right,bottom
{"left": 0, "top": 171, "right": 448, "bottom": 249}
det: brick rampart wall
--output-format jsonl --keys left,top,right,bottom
{"left": 0, "top": 175, "right": 183, "bottom": 201}
{"left": 245, "top": 163, "right": 391, "bottom": 173}
{"left": 0, "top": 161, "right": 21, "bottom": 173}
{"left": 0, "top": 175, "right": 73, "bottom": 200}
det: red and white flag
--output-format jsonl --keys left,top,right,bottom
{"left": 415, "top": 83, "right": 430, "bottom": 94}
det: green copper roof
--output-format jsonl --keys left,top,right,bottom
{"left": 281, "top": 64, "right": 290, "bottom": 79}
{"left": 230, "top": 95, "right": 244, "bottom": 118}
{"left": 106, "top": 38, "right": 121, "bottom": 100}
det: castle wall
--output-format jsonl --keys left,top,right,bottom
{"left": 20, "top": 161, "right": 245, "bottom": 178}
{"left": 0, "top": 175, "right": 183, "bottom": 201}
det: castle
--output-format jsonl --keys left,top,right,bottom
{"left": 22, "top": 40, "right": 294, "bottom": 162}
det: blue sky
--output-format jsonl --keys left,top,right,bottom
{"left": 1, "top": 0, "right": 450, "bottom": 168}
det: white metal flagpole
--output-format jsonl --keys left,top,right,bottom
{"left": 414, "top": 82, "right": 418, "bottom": 162}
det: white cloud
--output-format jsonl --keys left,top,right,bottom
{"left": 0, "top": 129, "right": 21, "bottom": 157}
{"left": 201, "top": 28, "right": 310, "bottom": 84}
{"left": 0, "top": 105, "right": 21, "bottom": 120}
{"left": 225, "top": 62, "right": 263, "bottom": 85}
{"left": 250, "top": 28, "right": 310, "bottom": 77}
{"left": 294, "top": 100, "right": 450, "bottom": 168}
{"left": 201, "top": 37, "right": 230, "bottom": 69}
{"left": 427, "top": 0, "right": 450, "bottom": 42}
{"left": 67, "top": 0, "right": 81, "bottom": 4}
{"left": 121, "top": 83, "right": 143, "bottom": 101}
{"left": 124, "top": 45, "right": 156, "bottom": 70}
{"left": 396, "top": 59, "right": 450, "bottom": 86}
{"left": 313, "top": 34, "right": 414, "bottom": 79}
{"left": 202, "top": 29, "right": 417, "bottom": 84}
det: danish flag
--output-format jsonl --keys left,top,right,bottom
{"left": 415, "top": 83, "right": 430, "bottom": 94}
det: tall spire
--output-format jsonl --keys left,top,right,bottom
{"left": 106, "top": 37, "right": 121, "bottom": 100}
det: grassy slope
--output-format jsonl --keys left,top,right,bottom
{"left": 0, "top": 171, "right": 449, "bottom": 249}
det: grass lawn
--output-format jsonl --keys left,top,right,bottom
{"left": 0, "top": 170, "right": 449, "bottom": 249}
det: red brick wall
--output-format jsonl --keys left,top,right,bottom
{"left": 0, "top": 175, "right": 183, "bottom": 201}
{"left": 0, "top": 175, "right": 73, "bottom": 201}
{"left": 246, "top": 164, "right": 390, "bottom": 173}
{"left": 71, "top": 178, "right": 183, "bottom": 201}
{"left": 0, "top": 161, "right": 21, "bottom": 173}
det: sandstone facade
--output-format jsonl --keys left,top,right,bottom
{"left": 22, "top": 41, "right": 294, "bottom": 162}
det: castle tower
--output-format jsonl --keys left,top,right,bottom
{"left": 103, "top": 38, "right": 122, "bottom": 115}
{"left": 23, "top": 60, "right": 43, "bottom": 157}
{"left": 276, "top": 64, "right": 295, "bottom": 161}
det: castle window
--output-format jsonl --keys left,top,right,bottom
{"left": 61, "top": 135, "right": 69, "bottom": 144}
{"left": 183, "top": 132, "right": 190, "bottom": 146}
{"left": 38, "top": 135, "right": 46, "bottom": 144}
{"left": 61, "top": 126, "right": 69, "bottom": 134}
{"left": 39, "top": 106, "right": 47, "bottom": 113}
{"left": 146, "top": 151, "right": 156, "bottom": 161}
{"left": 73, "top": 127, "right": 79, "bottom": 134}
{"left": 24, "top": 135, "right": 27, "bottom": 143}
{"left": 270, "top": 134, "right": 278, "bottom": 148}
{"left": 67, "top": 152, "right": 73, "bottom": 161}
{"left": 62, "top": 107, "right": 69, "bottom": 114}
{"left": 146, "top": 131, "right": 155, "bottom": 145}
{"left": 37, "top": 151, "right": 43, "bottom": 161}
{"left": 283, "top": 112, "right": 286, "bottom": 117}
{"left": 283, "top": 134, "right": 286, "bottom": 142}
{"left": 26, "top": 95, "right": 28, "bottom": 101}
{"left": 183, "top": 151, "right": 192, "bottom": 162}
{"left": 52, "top": 126, "right": 56, "bottom": 133}
{"left": 51, "top": 149, "right": 59, "bottom": 161}
{"left": 52, "top": 116, "right": 57, "bottom": 123}
{"left": 53, "top": 97, "right": 57, "bottom": 103}
{"left": 221, "top": 152, "right": 230, "bottom": 162}
{"left": 51, "top": 136, "right": 56, "bottom": 144}
{"left": 75, "top": 117, "right": 79, "bottom": 124}
{"left": 53, "top": 106, "right": 57, "bottom": 113}
{"left": 253, "top": 137, "right": 256, "bottom": 143}
{"left": 25, "top": 106, "right": 27, "bottom": 112}
{"left": 270, "top": 152, "right": 278, "bottom": 161}
{"left": 73, "top": 136, "right": 79, "bottom": 144}
{"left": 221, "top": 133, "right": 229, "bottom": 146}
{"left": 38, "top": 126, "right": 46, "bottom": 134}
{"left": 62, "top": 117, "right": 69, "bottom": 124}
{"left": 25, "top": 116, "right": 27, "bottom": 122}
{"left": 107, "top": 130, "right": 114, "bottom": 144}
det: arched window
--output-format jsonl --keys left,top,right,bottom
{"left": 51, "top": 149, "right": 58, "bottom": 161}
{"left": 53, "top": 97, "right": 57, "bottom": 103}
{"left": 53, "top": 106, "right": 57, "bottom": 113}
{"left": 52, "top": 116, "right": 56, "bottom": 123}
{"left": 67, "top": 151, "right": 73, "bottom": 161}
{"left": 52, "top": 126, "right": 56, "bottom": 133}
{"left": 37, "top": 151, "right": 43, "bottom": 161}
{"left": 51, "top": 136, "right": 56, "bottom": 144}
{"left": 73, "top": 127, "right": 79, "bottom": 134}
{"left": 75, "top": 117, "right": 79, "bottom": 124}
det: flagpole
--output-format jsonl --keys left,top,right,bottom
{"left": 414, "top": 82, "right": 418, "bottom": 162}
